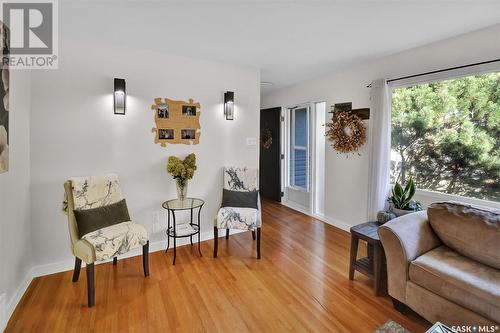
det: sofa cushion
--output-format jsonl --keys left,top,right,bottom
{"left": 221, "top": 189, "right": 258, "bottom": 209}
{"left": 216, "top": 207, "right": 259, "bottom": 230}
{"left": 74, "top": 199, "right": 131, "bottom": 238}
{"left": 409, "top": 246, "right": 500, "bottom": 323}
{"left": 82, "top": 221, "right": 148, "bottom": 261}
{"left": 406, "top": 281, "right": 497, "bottom": 327}
{"left": 427, "top": 202, "right": 500, "bottom": 269}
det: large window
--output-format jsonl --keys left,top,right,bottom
{"left": 391, "top": 72, "right": 500, "bottom": 202}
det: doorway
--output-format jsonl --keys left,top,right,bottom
{"left": 259, "top": 107, "right": 282, "bottom": 202}
{"left": 285, "top": 104, "right": 310, "bottom": 210}
{"left": 282, "top": 102, "right": 326, "bottom": 215}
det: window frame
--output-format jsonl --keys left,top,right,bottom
{"left": 388, "top": 61, "right": 500, "bottom": 207}
{"left": 388, "top": 61, "right": 500, "bottom": 90}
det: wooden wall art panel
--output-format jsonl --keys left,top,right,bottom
{"left": 0, "top": 22, "right": 9, "bottom": 174}
{"left": 151, "top": 98, "right": 201, "bottom": 147}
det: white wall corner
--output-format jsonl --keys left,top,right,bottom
{"left": 0, "top": 292, "right": 6, "bottom": 332}
{"left": 4, "top": 267, "right": 35, "bottom": 330}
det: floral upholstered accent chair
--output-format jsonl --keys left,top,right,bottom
{"left": 214, "top": 167, "right": 262, "bottom": 259}
{"left": 63, "top": 174, "right": 149, "bottom": 307}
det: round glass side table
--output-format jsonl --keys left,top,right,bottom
{"left": 162, "top": 198, "right": 204, "bottom": 265}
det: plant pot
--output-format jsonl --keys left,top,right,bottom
{"left": 392, "top": 208, "right": 414, "bottom": 217}
{"left": 176, "top": 182, "right": 188, "bottom": 201}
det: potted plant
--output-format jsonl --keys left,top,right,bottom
{"left": 387, "top": 178, "right": 422, "bottom": 216}
{"left": 166, "top": 153, "right": 197, "bottom": 201}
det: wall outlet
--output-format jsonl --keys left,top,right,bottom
{"left": 246, "top": 137, "right": 257, "bottom": 146}
{"left": 152, "top": 211, "right": 161, "bottom": 234}
{"left": 152, "top": 210, "right": 167, "bottom": 234}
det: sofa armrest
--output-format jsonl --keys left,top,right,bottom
{"left": 378, "top": 211, "right": 441, "bottom": 302}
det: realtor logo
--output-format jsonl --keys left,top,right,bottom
{"left": 1, "top": 0, "right": 58, "bottom": 68}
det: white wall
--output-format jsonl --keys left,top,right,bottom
{"left": 262, "top": 24, "right": 500, "bottom": 228}
{"left": 29, "top": 42, "right": 260, "bottom": 268}
{"left": 0, "top": 70, "right": 32, "bottom": 329}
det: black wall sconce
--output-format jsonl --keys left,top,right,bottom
{"left": 114, "top": 78, "right": 126, "bottom": 115}
{"left": 224, "top": 91, "right": 234, "bottom": 120}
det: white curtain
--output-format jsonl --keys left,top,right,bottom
{"left": 367, "top": 79, "right": 391, "bottom": 220}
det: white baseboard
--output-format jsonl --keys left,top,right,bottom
{"left": 321, "top": 216, "right": 352, "bottom": 232}
{"left": 281, "top": 201, "right": 352, "bottom": 232}
{"left": 3, "top": 266, "right": 35, "bottom": 332}
{"left": 3, "top": 228, "right": 244, "bottom": 330}
{"left": 281, "top": 200, "right": 309, "bottom": 214}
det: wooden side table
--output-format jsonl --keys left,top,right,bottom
{"left": 349, "top": 221, "right": 386, "bottom": 296}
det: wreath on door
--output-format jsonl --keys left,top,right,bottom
{"left": 261, "top": 128, "right": 273, "bottom": 149}
{"left": 325, "top": 111, "right": 366, "bottom": 153}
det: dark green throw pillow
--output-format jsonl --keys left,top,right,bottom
{"left": 74, "top": 199, "right": 131, "bottom": 238}
{"left": 221, "top": 189, "right": 258, "bottom": 209}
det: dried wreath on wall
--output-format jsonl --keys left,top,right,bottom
{"left": 261, "top": 128, "right": 273, "bottom": 149}
{"left": 325, "top": 111, "right": 366, "bottom": 154}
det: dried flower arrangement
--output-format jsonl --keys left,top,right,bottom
{"left": 325, "top": 111, "right": 366, "bottom": 154}
{"left": 166, "top": 153, "right": 197, "bottom": 200}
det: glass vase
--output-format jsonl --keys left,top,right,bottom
{"left": 176, "top": 182, "right": 188, "bottom": 201}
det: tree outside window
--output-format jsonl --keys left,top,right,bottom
{"left": 391, "top": 72, "right": 500, "bottom": 202}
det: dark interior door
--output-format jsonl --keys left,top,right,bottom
{"left": 260, "top": 107, "right": 282, "bottom": 202}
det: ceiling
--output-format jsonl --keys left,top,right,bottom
{"left": 61, "top": 0, "right": 500, "bottom": 93}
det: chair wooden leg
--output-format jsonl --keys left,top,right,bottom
{"left": 86, "top": 263, "right": 95, "bottom": 307}
{"left": 226, "top": 229, "right": 230, "bottom": 240}
{"left": 213, "top": 227, "right": 218, "bottom": 258}
{"left": 143, "top": 241, "right": 150, "bottom": 277}
{"left": 252, "top": 230, "right": 256, "bottom": 240}
{"left": 256, "top": 227, "right": 261, "bottom": 259}
{"left": 113, "top": 257, "right": 117, "bottom": 265}
{"left": 72, "top": 257, "right": 82, "bottom": 282}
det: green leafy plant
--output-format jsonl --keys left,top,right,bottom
{"left": 166, "top": 153, "right": 197, "bottom": 187}
{"left": 387, "top": 178, "right": 422, "bottom": 211}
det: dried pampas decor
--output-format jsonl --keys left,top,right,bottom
{"left": 325, "top": 111, "right": 366, "bottom": 154}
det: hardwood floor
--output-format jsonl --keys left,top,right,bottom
{"left": 6, "top": 200, "right": 429, "bottom": 332}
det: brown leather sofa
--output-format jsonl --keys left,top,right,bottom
{"left": 379, "top": 202, "right": 499, "bottom": 326}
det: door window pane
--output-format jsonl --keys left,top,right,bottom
{"left": 294, "top": 149, "right": 307, "bottom": 188}
{"left": 289, "top": 107, "right": 308, "bottom": 190}
{"left": 295, "top": 108, "right": 307, "bottom": 146}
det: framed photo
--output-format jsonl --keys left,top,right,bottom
{"left": 182, "top": 105, "right": 197, "bottom": 117}
{"left": 157, "top": 103, "right": 169, "bottom": 119}
{"left": 181, "top": 129, "right": 196, "bottom": 140}
{"left": 0, "top": 22, "right": 10, "bottom": 174}
{"left": 151, "top": 98, "right": 201, "bottom": 147}
{"left": 158, "top": 129, "right": 174, "bottom": 140}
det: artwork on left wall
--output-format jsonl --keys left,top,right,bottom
{"left": 151, "top": 98, "right": 201, "bottom": 147}
{"left": 0, "top": 21, "right": 10, "bottom": 174}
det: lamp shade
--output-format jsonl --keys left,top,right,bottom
{"left": 224, "top": 91, "right": 234, "bottom": 120}
{"left": 114, "top": 78, "right": 126, "bottom": 115}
